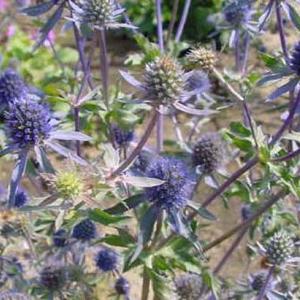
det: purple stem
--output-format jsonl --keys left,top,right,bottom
{"left": 256, "top": 266, "right": 275, "bottom": 300}
{"left": 98, "top": 28, "right": 109, "bottom": 109}
{"left": 242, "top": 33, "right": 250, "bottom": 76}
{"left": 166, "top": 0, "right": 179, "bottom": 43}
{"left": 213, "top": 227, "right": 248, "bottom": 274}
{"left": 234, "top": 30, "right": 241, "bottom": 72}
{"left": 175, "top": 0, "right": 191, "bottom": 42}
{"left": 155, "top": 0, "right": 164, "bottom": 153}
{"left": 275, "top": 0, "right": 289, "bottom": 64}
{"left": 272, "top": 147, "right": 300, "bottom": 162}
{"left": 270, "top": 89, "right": 300, "bottom": 146}
{"left": 108, "top": 109, "right": 159, "bottom": 179}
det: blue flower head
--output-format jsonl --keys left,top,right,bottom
{"left": 0, "top": 69, "right": 28, "bottom": 106}
{"left": 145, "top": 157, "right": 195, "bottom": 210}
{"left": 95, "top": 248, "right": 118, "bottom": 272}
{"left": 290, "top": 41, "right": 300, "bottom": 76}
{"left": 14, "top": 189, "right": 29, "bottom": 208}
{"left": 223, "top": 0, "right": 252, "bottom": 27}
{"left": 115, "top": 276, "right": 130, "bottom": 295}
{"left": 40, "top": 265, "right": 66, "bottom": 290}
{"left": 5, "top": 100, "right": 52, "bottom": 149}
{"left": 53, "top": 229, "right": 67, "bottom": 247}
{"left": 111, "top": 124, "right": 134, "bottom": 147}
{"left": 72, "top": 218, "right": 96, "bottom": 241}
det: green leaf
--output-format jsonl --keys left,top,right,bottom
{"left": 187, "top": 201, "right": 216, "bottom": 221}
{"left": 89, "top": 209, "right": 130, "bottom": 225}
{"left": 229, "top": 122, "right": 251, "bottom": 137}
{"left": 105, "top": 194, "right": 144, "bottom": 214}
{"left": 97, "top": 233, "right": 135, "bottom": 247}
{"left": 287, "top": 4, "right": 300, "bottom": 31}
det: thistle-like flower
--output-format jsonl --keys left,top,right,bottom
{"left": 5, "top": 101, "right": 52, "bottom": 149}
{"left": 95, "top": 248, "right": 119, "bottom": 272}
{"left": 120, "top": 56, "right": 217, "bottom": 116}
{"left": 265, "top": 231, "right": 294, "bottom": 265}
{"left": 240, "top": 204, "right": 253, "bottom": 221}
{"left": 53, "top": 229, "right": 67, "bottom": 247}
{"left": 174, "top": 273, "right": 203, "bottom": 300}
{"left": 0, "top": 69, "right": 28, "bottom": 107}
{"left": 186, "top": 47, "right": 216, "bottom": 72}
{"left": 223, "top": 0, "right": 252, "bottom": 27}
{"left": 144, "top": 56, "right": 185, "bottom": 105}
{"left": 70, "top": 0, "right": 133, "bottom": 30}
{"left": 39, "top": 265, "right": 66, "bottom": 291}
{"left": 72, "top": 218, "right": 96, "bottom": 241}
{"left": 290, "top": 41, "right": 300, "bottom": 76}
{"left": 192, "top": 133, "right": 224, "bottom": 175}
{"left": 145, "top": 156, "right": 195, "bottom": 210}
{"left": 249, "top": 271, "right": 271, "bottom": 293}
{"left": 115, "top": 276, "right": 130, "bottom": 296}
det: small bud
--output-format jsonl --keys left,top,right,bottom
{"left": 192, "top": 133, "right": 224, "bottom": 175}
{"left": 53, "top": 229, "right": 67, "bottom": 247}
{"left": 174, "top": 273, "right": 202, "bottom": 300}
{"left": 95, "top": 248, "right": 118, "bottom": 272}
{"left": 115, "top": 276, "right": 130, "bottom": 295}
{"left": 39, "top": 265, "right": 66, "bottom": 291}
{"left": 55, "top": 171, "right": 84, "bottom": 199}
{"left": 186, "top": 47, "right": 216, "bottom": 72}
{"left": 290, "top": 41, "right": 300, "bottom": 76}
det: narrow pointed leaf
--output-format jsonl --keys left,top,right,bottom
{"left": 173, "top": 102, "right": 217, "bottom": 116}
{"left": 8, "top": 149, "right": 28, "bottom": 207}
{"left": 89, "top": 208, "right": 130, "bottom": 225}
{"left": 49, "top": 131, "right": 92, "bottom": 141}
{"left": 33, "top": 5, "right": 64, "bottom": 51}
{"left": 123, "top": 176, "right": 165, "bottom": 187}
{"left": 187, "top": 201, "right": 217, "bottom": 221}
{"left": 287, "top": 4, "right": 300, "bottom": 31}
{"left": 267, "top": 78, "right": 299, "bottom": 101}
{"left": 119, "top": 70, "right": 144, "bottom": 90}
{"left": 22, "top": 1, "right": 55, "bottom": 16}
{"left": 105, "top": 194, "right": 144, "bottom": 214}
{"left": 34, "top": 146, "right": 55, "bottom": 173}
{"left": 131, "top": 205, "right": 159, "bottom": 262}
{"left": 45, "top": 140, "right": 88, "bottom": 166}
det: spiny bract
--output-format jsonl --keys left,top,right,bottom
{"left": 144, "top": 56, "right": 185, "bottom": 105}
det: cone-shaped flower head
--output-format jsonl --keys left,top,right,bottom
{"left": 290, "top": 41, "right": 300, "bottom": 76}
{"left": 265, "top": 231, "right": 294, "bottom": 265}
{"left": 192, "top": 133, "right": 224, "bottom": 174}
{"left": 223, "top": 0, "right": 252, "bottom": 27}
{"left": 5, "top": 101, "right": 52, "bottom": 149}
{"left": 72, "top": 218, "right": 96, "bottom": 241}
{"left": 95, "top": 248, "right": 118, "bottom": 272}
{"left": 144, "top": 56, "right": 185, "bottom": 105}
{"left": 0, "top": 69, "right": 28, "bottom": 106}
{"left": 39, "top": 266, "right": 66, "bottom": 291}
{"left": 145, "top": 157, "right": 195, "bottom": 210}
{"left": 72, "top": 0, "right": 124, "bottom": 29}
{"left": 115, "top": 276, "right": 130, "bottom": 295}
{"left": 174, "top": 273, "right": 202, "bottom": 300}
{"left": 186, "top": 47, "right": 216, "bottom": 72}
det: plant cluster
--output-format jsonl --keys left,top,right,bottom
{"left": 0, "top": 0, "right": 299, "bottom": 299}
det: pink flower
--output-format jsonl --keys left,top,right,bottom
{"left": 0, "top": 0, "right": 8, "bottom": 12}
{"left": 6, "top": 25, "right": 16, "bottom": 38}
